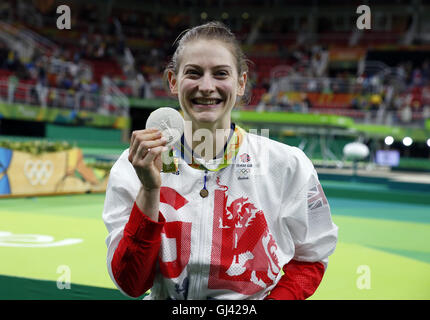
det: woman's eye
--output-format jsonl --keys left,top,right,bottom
{"left": 215, "top": 71, "right": 228, "bottom": 77}
{"left": 185, "top": 69, "right": 199, "bottom": 75}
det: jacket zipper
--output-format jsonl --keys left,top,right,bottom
{"left": 192, "top": 170, "right": 209, "bottom": 299}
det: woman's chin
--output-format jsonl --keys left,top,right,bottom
{"left": 193, "top": 113, "right": 219, "bottom": 124}
{"left": 190, "top": 107, "right": 223, "bottom": 124}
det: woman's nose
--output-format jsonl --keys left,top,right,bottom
{"left": 198, "top": 74, "right": 215, "bottom": 93}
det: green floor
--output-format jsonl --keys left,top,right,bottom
{"left": 0, "top": 189, "right": 429, "bottom": 300}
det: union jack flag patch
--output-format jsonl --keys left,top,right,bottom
{"left": 307, "top": 183, "right": 328, "bottom": 211}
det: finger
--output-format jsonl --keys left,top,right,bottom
{"left": 132, "top": 145, "right": 167, "bottom": 169}
{"left": 131, "top": 130, "right": 161, "bottom": 152}
{"left": 132, "top": 142, "right": 146, "bottom": 166}
{"left": 133, "top": 137, "right": 168, "bottom": 164}
{"left": 129, "top": 130, "right": 162, "bottom": 162}
{"left": 130, "top": 129, "right": 160, "bottom": 150}
{"left": 138, "top": 137, "right": 168, "bottom": 158}
{"left": 141, "top": 145, "right": 169, "bottom": 166}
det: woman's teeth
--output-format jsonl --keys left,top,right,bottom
{"left": 192, "top": 98, "right": 222, "bottom": 105}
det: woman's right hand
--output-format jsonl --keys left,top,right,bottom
{"left": 128, "top": 128, "right": 168, "bottom": 191}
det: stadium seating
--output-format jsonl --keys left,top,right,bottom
{"left": 0, "top": 0, "right": 428, "bottom": 129}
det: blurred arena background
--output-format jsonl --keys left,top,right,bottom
{"left": 0, "top": 0, "right": 429, "bottom": 300}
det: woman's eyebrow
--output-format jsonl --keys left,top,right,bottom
{"left": 184, "top": 64, "right": 232, "bottom": 70}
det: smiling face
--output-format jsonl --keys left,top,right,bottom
{"left": 168, "top": 39, "right": 247, "bottom": 130}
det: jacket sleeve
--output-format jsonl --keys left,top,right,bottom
{"left": 102, "top": 150, "right": 164, "bottom": 298}
{"left": 265, "top": 260, "right": 325, "bottom": 300}
{"left": 269, "top": 153, "right": 338, "bottom": 300}
{"left": 111, "top": 202, "right": 165, "bottom": 298}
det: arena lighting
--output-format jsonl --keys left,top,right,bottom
{"left": 402, "top": 137, "right": 413, "bottom": 147}
{"left": 427, "top": 138, "right": 430, "bottom": 147}
{"left": 242, "top": 12, "right": 249, "bottom": 19}
{"left": 221, "top": 12, "right": 229, "bottom": 19}
{"left": 384, "top": 136, "right": 394, "bottom": 146}
{"left": 200, "top": 12, "right": 208, "bottom": 20}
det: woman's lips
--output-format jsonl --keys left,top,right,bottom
{"left": 191, "top": 98, "right": 223, "bottom": 108}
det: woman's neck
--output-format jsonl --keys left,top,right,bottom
{"left": 185, "top": 120, "right": 232, "bottom": 162}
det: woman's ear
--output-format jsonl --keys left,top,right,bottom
{"left": 167, "top": 70, "right": 178, "bottom": 95}
{"left": 237, "top": 72, "right": 247, "bottom": 96}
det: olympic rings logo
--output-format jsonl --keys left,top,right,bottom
{"left": 24, "top": 160, "right": 54, "bottom": 186}
{"left": 237, "top": 168, "right": 250, "bottom": 178}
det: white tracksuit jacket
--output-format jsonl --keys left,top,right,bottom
{"left": 103, "top": 125, "right": 338, "bottom": 300}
